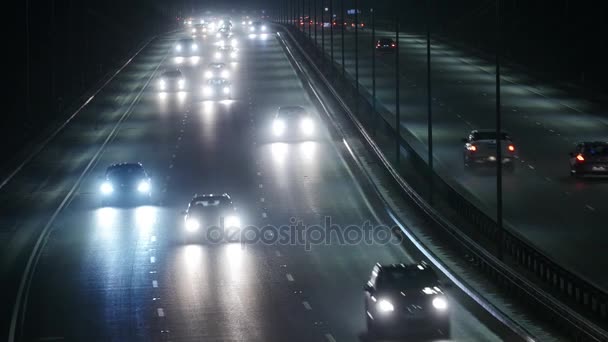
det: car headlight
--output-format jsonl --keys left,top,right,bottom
{"left": 300, "top": 118, "right": 314, "bottom": 135}
{"left": 250, "top": 26, "right": 255, "bottom": 32}
{"left": 100, "top": 182, "right": 113, "bottom": 195}
{"left": 205, "top": 70, "right": 213, "bottom": 78}
{"left": 203, "top": 86, "right": 213, "bottom": 95}
{"left": 377, "top": 299, "right": 394, "bottom": 313}
{"left": 137, "top": 181, "right": 150, "bottom": 193}
{"left": 178, "top": 79, "right": 185, "bottom": 89}
{"left": 192, "top": 28, "right": 196, "bottom": 33}
{"left": 216, "top": 33, "right": 221, "bottom": 38}
{"left": 223, "top": 87, "right": 230, "bottom": 94}
{"left": 191, "top": 43, "right": 198, "bottom": 50}
{"left": 432, "top": 297, "right": 448, "bottom": 311}
{"left": 248, "top": 20, "right": 252, "bottom": 25}
{"left": 176, "top": 44, "right": 182, "bottom": 51}
{"left": 231, "top": 39, "right": 237, "bottom": 46}
{"left": 220, "top": 70, "right": 229, "bottom": 78}
{"left": 273, "top": 119, "right": 286, "bottom": 136}
{"left": 261, "top": 25, "right": 267, "bottom": 31}
{"left": 241, "top": 21, "right": 246, "bottom": 25}
{"left": 185, "top": 217, "right": 200, "bottom": 232}
{"left": 224, "top": 215, "right": 241, "bottom": 228}
{"left": 230, "top": 52, "right": 237, "bottom": 58}
{"left": 159, "top": 79, "right": 166, "bottom": 89}
{"left": 215, "top": 52, "right": 222, "bottom": 59}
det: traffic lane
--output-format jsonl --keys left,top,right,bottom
{"left": 249, "top": 32, "right": 519, "bottom": 341}
{"left": 320, "top": 29, "right": 608, "bottom": 288}
{"left": 20, "top": 33, "right": 189, "bottom": 340}
{"left": 133, "top": 33, "right": 328, "bottom": 341}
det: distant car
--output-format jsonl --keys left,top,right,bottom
{"left": 215, "top": 46, "right": 238, "bottom": 60}
{"left": 272, "top": 106, "right": 315, "bottom": 140}
{"left": 158, "top": 69, "right": 186, "bottom": 92}
{"left": 191, "top": 23, "right": 207, "bottom": 35}
{"left": 462, "top": 129, "right": 517, "bottom": 171}
{"left": 202, "top": 78, "right": 232, "bottom": 99}
{"left": 100, "top": 163, "right": 151, "bottom": 206}
{"left": 376, "top": 38, "right": 396, "bottom": 53}
{"left": 249, "top": 21, "right": 267, "bottom": 32}
{"left": 569, "top": 141, "right": 608, "bottom": 177}
{"left": 204, "top": 62, "right": 229, "bottom": 79}
{"left": 182, "top": 193, "right": 240, "bottom": 242}
{"left": 174, "top": 38, "right": 199, "bottom": 56}
{"left": 364, "top": 262, "right": 450, "bottom": 338}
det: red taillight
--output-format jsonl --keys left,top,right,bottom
{"left": 576, "top": 154, "right": 585, "bottom": 162}
{"left": 507, "top": 144, "right": 515, "bottom": 152}
{"left": 391, "top": 43, "right": 396, "bottom": 47}
{"left": 468, "top": 145, "right": 477, "bottom": 152}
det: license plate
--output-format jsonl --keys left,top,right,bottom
{"left": 592, "top": 166, "right": 606, "bottom": 171}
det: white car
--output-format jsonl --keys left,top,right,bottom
{"left": 158, "top": 69, "right": 186, "bottom": 91}
{"left": 272, "top": 106, "right": 316, "bottom": 140}
{"left": 204, "top": 63, "right": 230, "bottom": 79}
{"left": 202, "top": 78, "right": 232, "bottom": 99}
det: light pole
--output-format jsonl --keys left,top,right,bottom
{"left": 341, "top": 0, "right": 345, "bottom": 75}
{"left": 495, "top": 0, "right": 504, "bottom": 260}
{"left": 371, "top": 7, "right": 376, "bottom": 135}
{"left": 354, "top": 0, "right": 359, "bottom": 92}
{"left": 330, "top": 0, "right": 334, "bottom": 64}
{"left": 427, "top": 0, "right": 434, "bottom": 203}
{"left": 395, "top": 5, "right": 400, "bottom": 165}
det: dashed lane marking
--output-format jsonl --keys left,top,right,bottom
{"left": 152, "top": 280, "right": 158, "bottom": 288}
{"left": 150, "top": 256, "right": 156, "bottom": 263}
{"left": 325, "top": 334, "right": 337, "bottom": 342}
{"left": 286, "top": 273, "right": 294, "bottom": 282}
{"left": 302, "top": 301, "right": 312, "bottom": 310}
{"left": 157, "top": 308, "right": 165, "bottom": 317}
{"left": 586, "top": 205, "right": 595, "bottom": 212}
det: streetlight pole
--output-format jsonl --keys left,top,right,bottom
{"left": 427, "top": 0, "right": 434, "bottom": 203}
{"left": 341, "top": 0, "right": 345, "bottom": 76}
{"left": 321, "top": 1, "right": 325, "bottom": 57}
{"left": 395, "top": 7, "right": 400, "bottom": 165}
{"left": 308, "top": 0, "right": 311, "bottom": 38}
{"left": 314, "top": 0, "right": 317, "bottom": 45}
{"left": 330, "top": 0, "right": 334, "bottom": 64}
{"left": 354, "top": 0, "right": 359, "bottom": 92}
{"left": 371, "top": 7, "right": 376, "bottom": 134}
{"left": 495, "top": 0, "right": 504, "bottom": 260}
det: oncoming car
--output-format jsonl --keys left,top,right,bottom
{"left": 462, "top": 129, "right": 517, "bottom": 171}
{"left": 202, "top": 78, "right": 232, "bottom": 99}
{"left": 158, "top": 69, "right": 186, "bottom": 92}
{"left": 214, "top": 45, "right": 238, "bottom": 60}
{"left": 272, "top": 106, "right": 315, "bottom": 140}
{"left": 569, "top": 141, "right": 608, "bottom": 177}
{"left": 182, "top": 193, "right": 240, "bottom": 243}
{"left": 249, "top": 21, "right": 267, "bottom": 32}
{"left": 174, "top": 38, "right": 199, "bottom": 56}
{"left": 364, "top": 262, "right": 450, "bottom": 338}
{"left": 100, "top": 163, "right": 151, "bottom": 206}
{"left": 204, "top": 62, "right": 230, "bottom": 79}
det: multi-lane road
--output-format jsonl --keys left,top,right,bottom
{"left": 306, "top": 24, "right": 608, "bottom": 291}
{"left": 0, "top": 24, "right": 527, "bottom": 341}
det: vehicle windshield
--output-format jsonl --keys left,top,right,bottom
{"left": 107, "top": 165, "right": 145, "bottom": 180}
{"left": 472, "top": 132, "right": 510, "bottom": 141}
{"left": 190, "top": 197, "right": 231, "bottom": 210}
{"left": 584, "top": 143, "right": 608, "bottom": 156}
{"left": 162, "top": 70, "right": 182, "bottom": 78}
{"left": 377, "top": 269, "right": 438, "bottom": 290}
{"left": 209, "top": 63, "right": 225, "bottom": 69}
{"left": 207, "top": 79, "right": 227, "bottom": 85}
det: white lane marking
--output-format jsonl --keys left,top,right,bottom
{"left": 259, "top": 184, "right": 263, "bottom": 188}
{"left": 262, "top": 212, "right": 268, "bottom": 218}
{"left": 178, "top": 137, "right": 182, "bottom": 140}
{"left": 528, "top": 165, "right": 535, "bottom": 170}
{"left": 586, "top": 205, "right": 595, "bottom": 212}
{"left": 257, "top": 172, "right": 262, "bottom": 176}
{"left": 172, "top": 154, "right": 176, "bottom": 158}
{"left": 286, "top": 273, "right": 294, "bottom": 282}
{"left": 545, "top": 177, "right": 552, "bottom": 182}
{"left": 169, "top": 164, "right": 173, "bottom": 169}
{"left": 157, "top": 308, "right": 165, "bottom": 317}
{"left": 275, "top": 250, "right": 281, "bottom": 257}
{"left": 302, "top": 301, "right": 312, "bottom": 310}
{"left": 152, "top": 280, "right": 158, "bottom": 288}
{"left": 325, "top": 333, "right": 337, "bottom": 342}
{"left": 151, "top": 236, "right": 157, "bottom": 242}
{"left": 150, "top": 256, "right": 156, "bottom": 263}
{"left": 260, "top": 197, "right": 265, "bottom": 202}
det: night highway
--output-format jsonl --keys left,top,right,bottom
{"left": 2, "top": 1, "right": 608, "bottom": 342}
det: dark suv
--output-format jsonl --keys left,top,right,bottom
{"left": 364, "top": 262, "right": 450, "bottom": 338}
{"left": 569, "top": 141, "right": 608, "bottom": 177}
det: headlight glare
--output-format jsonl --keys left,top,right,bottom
{"left": 300, "top": 117, "right": 314, "bottom": 135}
{"left": 224, "top": 215, "right": 241, "bottom": 228}
{"left": 273, "top": 120, "right": 286, "bottom": 136}
{"left": 432, "top": 297, "right": 448, "bottom": 311}
{"left": 377, "top": 299, "right": 394, "bottom": 313}
{"left": 100, "top": 182, "right": 113, "bottom": 194}
{"left": 185, "top": 218, "right": 200, "bottom": 232}
{"left": 137, "top": 181, "right": 150, "bottom": 193}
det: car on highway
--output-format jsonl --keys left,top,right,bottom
{"left": 569, "top": 141, "right": 608, "bottom": 177}
{"left": 191, "top": 23, "right": 207, "bottom": 36}
{"left": 462, "top": 129, "right": 517, "bottom": 171}
{"left": 100, "top": 162, "right": 151, "bottom": 206}
{"left": 204, "top": 62, "right": 230, "bottom": 79}
{"left": 215, "top": 45, "right": 238, "bottom": 60}
{"left": 375, "top": 38, "right": 396, "bottom": 53}
{"left": 174, "top": 38, "right": 199, "bottom": 56}
{"left": 249, "top": 21, "right": 267, "bottom": 32}
{"left": 202, "top": 78, "right": 232, "bottom": 99}
{"left": 272, "top": 106, "right": 316, "bottom": 140}
{"left": 158, "top": 69, "right": 186, "bottom": 92}
{"left": 182, "top": 193, "right": 240, "bottom": 242}
{"left": 364, "top": 262, "right": 450, "bottom": 338}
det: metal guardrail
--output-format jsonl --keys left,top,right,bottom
{"left": 277, "top": 23, "right": 608, "bottom": 342}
